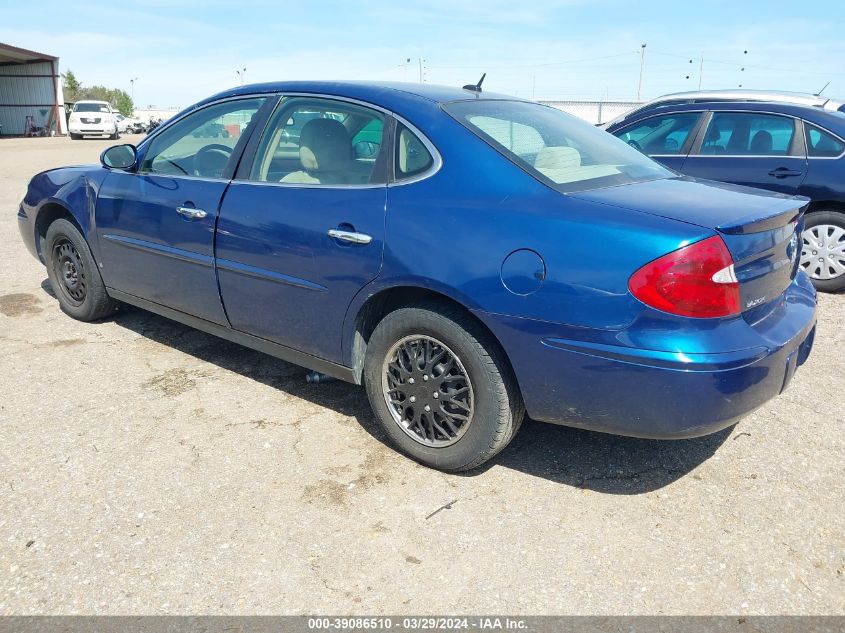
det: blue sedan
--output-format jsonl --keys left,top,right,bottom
{"left": 606, "top": 95, "right": 845, "bottom": 292}
{"left": 17, "top": 82, "right": 816, "bottom": 471}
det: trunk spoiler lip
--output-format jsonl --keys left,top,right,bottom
{"left": 716, "top": 201, "right": 809, "bottom": 235}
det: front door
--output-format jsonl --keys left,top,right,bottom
{"left": 216, "top": 96, "right": 389, "bottom": 362}
{"left": 682, "top": 111, "right": 808, "bottom": 195}
{"left": 95, "top": 97, "right": 267, "bottom": 324}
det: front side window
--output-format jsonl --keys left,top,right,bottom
{"left": 805, "top": 122, "right": 845, "bottom": 157}
{"left": 699, "top": 112, "right": 795, "bottom": 156}
{"left": 614, "top": 112, "right": 700, "bottom": 155}
{"left": 248, "top": 97, "right": 386, "bottom": 185}
{"left": 444, "top": 100, "right": 672, "bottom": 193}
{"left": 141, "top": 98, "right": 265, "bottom": 178}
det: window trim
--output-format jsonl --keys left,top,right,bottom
{"left": 135, "top": 95, "right": 273, "bottom": 182}
{"left": 802, "top": 120, "right": 845, "bottom": 160}
{"left": 232, "top": 92, "right": 442, "bottom": 190}
{"left": 688, "top": 109, "right": 804, "bottom": 158}
{"left": 612, "top": 110, "right": 706, "bottom": 158}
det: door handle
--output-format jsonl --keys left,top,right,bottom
{"left": 768, "top": 168, "right": 802, "bottom": 178}
{"left": 176, "top": 206, "right": 208, "bottom": 219}
{"left": 327, "top": 228, "right": 372, "bottom": 245}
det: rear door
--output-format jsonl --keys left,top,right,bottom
{"left": 682, "top": 111, "right": 808, "bottom": 194}
{"left": 215, "top": 96, "right": 390, "bottom": 363}
{"left": 610, "top": 111, "right": 703, "bottom": 171}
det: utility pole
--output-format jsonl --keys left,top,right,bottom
{"left": 698, "top": 53, "right": 704, "bottom": 90}
{"left": 636, "top": 43, "right": 647, "bottom": 100}
{"left": 418, "top": 58, "right": 425, "bottom": 83}
{"left": 129, "top": 77, "right": 138, "bottom": 100}
{"left": 236, "top": 67, "right": 246, "bottom": 85}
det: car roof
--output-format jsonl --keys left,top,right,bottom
{"left": 73, "top": 100, "right": 110, "bottom": 104}
{"left": 605, "top": 89, "right": 845, "bottom": 129}
{"left": 196, "top": 80, "right": 524, "bottom": 111}
{"left": 606, "top": 97, "right": 845, "bottom": 133}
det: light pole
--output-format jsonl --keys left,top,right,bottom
{"left": 130, "top": 77, "right": 138, "bottom": 100}
{"left": 418, "top": 58, "right": 426, "bottom": 83}
{"left": 236, "top": 68, "right": 247, "bottom": 85}
{"left": 636, "top": 43, "right": 647, "bottom": 100}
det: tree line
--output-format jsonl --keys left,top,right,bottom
{"left": 62, "top": 70, "right": 134, "bottom": 116}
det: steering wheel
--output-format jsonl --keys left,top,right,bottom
{"left": 193, "top": 144, "right": 233, "bottom": 178}
{"left": 627, "top": 139, "right": 643, "bottom": 151}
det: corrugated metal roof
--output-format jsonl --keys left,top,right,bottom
{"left": 0, "top": 42, "right": 57, "bottom": 64}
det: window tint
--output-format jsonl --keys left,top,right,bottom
{"left": 615, "top": 113, "right": 700, "bottom": 155}
{"left": 249, "top": 97, "right": 386, "bottom": 185}
{"left": 395, "top": 124, "right": 434, "bottom": 179}
{"left": 699, "top": 112, "right": 795, "bottom": 156}
{"left": 141, "top": 98, "right": 265, "bottom": 178}
{"left": 805, "top": 122, "right": 845, "bottom": 157}
{"left": 444, "top": 100, "right": 671, "bottom": 193}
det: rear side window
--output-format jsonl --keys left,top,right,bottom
{"left": 614, "top": 113, "right": 700, "bottom": 155}
{"left": 805, "top": 122, "right": 845, "bottom": 157}
{"left": 395, "top": 124, "right": 434, "bottom": 179}
{"left": 699, "top": 112, "right": 795, "bottom": 156}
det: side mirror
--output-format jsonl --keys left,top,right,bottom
{"left": 101, "top": 144, "right": 137, "bottom": 170}
{"left": 353, "top": 140, "right": 379, "bottom": 159}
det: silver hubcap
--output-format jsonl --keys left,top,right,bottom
{"left": 801, "top": 224, "right": 845, "bottom": 280}
{"left": 381, "top": 335, "right": 474, "bottom": 447}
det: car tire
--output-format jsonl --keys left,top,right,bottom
{"left": 44, "top": 219, "right": 118, "bottom": 321}
{"left": 111, "top": 127, "right": 120, "bottom": 140}
{"left": 801, "top": 210, "right": 845, "bottom": 293}
{"left": 363, "top": 302, "right": 524, "bottom": 472}
{"left": 70, "top": 133, "right": 80, "bottom": 140}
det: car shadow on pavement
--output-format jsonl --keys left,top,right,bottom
{"left": 102, "top": 299, "right": 731, "bottom": 495}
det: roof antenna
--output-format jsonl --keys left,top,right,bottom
{"left": 815, "top": 80, "right": 831, "bottom": 96}
{"left": 463, "top": 73, "right": 486, "bottom": 93}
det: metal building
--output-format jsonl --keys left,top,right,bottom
{"left": 0, "top": 42, "right": 64, "bottom": 136}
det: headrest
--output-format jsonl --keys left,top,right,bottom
{"left": 534, "top": 146, "right": 581, "bottom": 171}
{"left": 749, "top": 130, "right": 773, "bottom": 153}
{"left": 299, "top": 118, "right": 350, "bottom": 172}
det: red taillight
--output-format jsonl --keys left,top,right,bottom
{"left": 629, "top": 235, "right": 741, "bottom": 318}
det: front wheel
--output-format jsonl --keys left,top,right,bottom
{"left": 363, "top": 303, "right": 524, "bottom": 472}
{"left": 45, "top": 219, "right": 118, "bottom": 321}
{"left": 801, "top": 210, "right": 845, "bottom": 292}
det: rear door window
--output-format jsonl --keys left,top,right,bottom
{"left": 698, "top": 112, "right": 796, "bottom": 156}
{"left": 248, "top": 97, "right": 387, "bottom": 185}
{"left": 614, "top": 112, "right": 701, "bottom": 155}
{"left": 804, "top": 122, "right": 845, "bottom": 157}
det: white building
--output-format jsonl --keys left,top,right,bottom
{"left": 0, "top": 42, "right": 64, "bottom": 136}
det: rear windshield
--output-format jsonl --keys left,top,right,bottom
{"left": 444, "top": 100, "right": 672, "bottom": 193}
{"left": 74, "top": 103, "right": 110, "bottom": 113}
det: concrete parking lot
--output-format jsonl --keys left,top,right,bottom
{"left": 0, "top": 136, "right": 843, "bottom": 615}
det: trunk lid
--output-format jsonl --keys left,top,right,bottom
{"left": 571, "top": 176, "right": 808, "bottom": 315}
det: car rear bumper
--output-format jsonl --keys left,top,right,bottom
{"left": 479, "top": 273, "right": 817, "bottom": 439}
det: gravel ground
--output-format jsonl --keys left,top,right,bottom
{"left": 0, "top": 136, "right": 843, "bottom": 615}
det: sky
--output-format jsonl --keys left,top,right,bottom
{"left": 2, "top": 0, "right": 845, "bottom": 109}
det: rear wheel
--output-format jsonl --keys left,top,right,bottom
{"left": 801, "top": 210, "right": 845, "bottom": 292}
{"left": 363, "top": 303, "right": 524, "bottom": 472}
{"left": 45, "top": 219, "right": 117, "bottom": 321}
